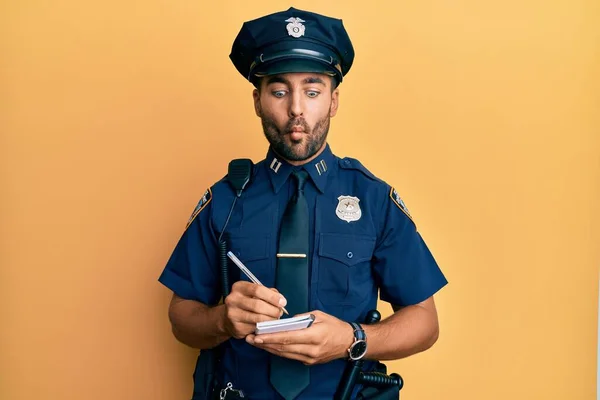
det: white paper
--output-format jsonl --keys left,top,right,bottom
{"left": 255, "top": 314, "right": 315, "bottom": 335}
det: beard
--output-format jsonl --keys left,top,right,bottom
{"left": 259, "top": 110, "right": 330, "bottom": 162}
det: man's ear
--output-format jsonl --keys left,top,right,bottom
{"left": 330, "top": 88, "right": 339, "bottom": 117}
{"left": 253, "top": 88, "right": 261, "bottom": 117}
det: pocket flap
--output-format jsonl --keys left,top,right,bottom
{"left": 229, "top": 235, "right": 270, "bottom": 262}
{"left": 318, "top": 233, "right": 376, "bottom": 267}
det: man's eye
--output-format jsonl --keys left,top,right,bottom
{"left": 306, "top": 91, "right": 320, "bottom": 98}
{"left": 272, "top": 91, "right": 286, "bottom": 98}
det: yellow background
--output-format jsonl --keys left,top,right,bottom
{"left": 2, "top": 0, "right": 599, "bottom": 399}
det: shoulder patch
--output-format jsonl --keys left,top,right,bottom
{"left": 390, "top": 187, "right": 413, "bottom": 222}
{"left": 338, "top": 157, "right": 381, "bottom": 182}
{"left": 186, "top": 188, "right": 212, "bottom": 228}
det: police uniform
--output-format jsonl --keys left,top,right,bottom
{"left": 158, "top": 7, "right": 447, "bottom": 400}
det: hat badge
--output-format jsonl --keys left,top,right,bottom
{"left": 285, "top": 17, "right": 305, "bottom": 38}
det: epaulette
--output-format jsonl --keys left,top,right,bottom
{"left": 338, "top": 157, "right": 382, "bottom": 182}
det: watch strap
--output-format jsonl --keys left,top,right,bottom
{"left": 349, "top": 322, "right": 365, "bottom": 341}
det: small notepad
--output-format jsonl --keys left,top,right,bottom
{"left": 255, "top": 314, "right": 315, "bottom": 335}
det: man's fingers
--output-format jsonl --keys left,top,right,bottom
{"left": 232, "top": 281, "right": 287, "bottom": 309}
{"left": 235, "top": 297, "right": 283, "bottom": 319}
{"left": 242, "top": 309, "right": 284, "bottom": 324}
{"left": 252, "top": 284, "right": 287, "bottom": 308}
{"left": 228, "top": 284, "right": 286, "bottom": 319}
{"left": 258, "top": 343, "right": 317, "bottom": 357}
{"left": 250, "top": 328, "right": 316, "bottom": 345}
{"left": 248, "top": 344, "right": 317, "bottom": 365}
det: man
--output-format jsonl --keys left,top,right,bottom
{"left": 158, "top": 7, "right": 447, "bottom": 400}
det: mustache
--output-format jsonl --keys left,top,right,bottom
{"left": 285, "top": 118, "right": 310, "bottom": 132}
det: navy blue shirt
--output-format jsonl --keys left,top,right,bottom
{"left": 158, "top": 144, "right": 447, "bottom": 399}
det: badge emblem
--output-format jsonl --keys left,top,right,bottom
{"left": 336, "top": 195, "right": 361, "bottom": 223}
{"left": 285, "top": 17, "right": 306, "bottom": 38}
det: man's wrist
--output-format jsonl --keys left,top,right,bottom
{"left": 340, "top": 321, "right": 355, "bottom": 359}
{"left": 347, "top": 322, "right": 368, "bottom": 361}
{"left": 214, "top": 304, "right": 231, "bottom": 338}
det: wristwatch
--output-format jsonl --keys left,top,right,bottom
{"left": 347, "top": 322, "right": 367, "bottom": 361}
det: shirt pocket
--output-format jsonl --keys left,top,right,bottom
{"left": 317, "top": 233, "right": 376, "bottom": 306}
{"left": 228, "top": 234, "right": 273, "bottom": 287}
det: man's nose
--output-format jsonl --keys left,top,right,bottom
{"left": 288, "top": 91, "right": 304, "bottom": 118}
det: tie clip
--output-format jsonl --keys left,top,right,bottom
{"left": 276, "top": 253, "right": 307, "bottom": 258}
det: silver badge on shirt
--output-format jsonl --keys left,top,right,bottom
{"left": 336, "top": 195, "right": 361, "bottom": 222}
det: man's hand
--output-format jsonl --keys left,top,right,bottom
{"left": 223, "top": 281, "right": 287, "bottom": 339}
{"left": 245, "top": 310, "right": 353, "bottom": 365}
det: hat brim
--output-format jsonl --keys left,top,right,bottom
{"left": 253, "top": 59, "right": 338, "bottom": 78}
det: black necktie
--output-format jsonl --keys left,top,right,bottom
{"left": 270, "top": 170, "right": 310, "bottom": 400}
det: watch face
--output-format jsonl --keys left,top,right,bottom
{"left": 350, "top": 340, "right": 367, "bottom": 360}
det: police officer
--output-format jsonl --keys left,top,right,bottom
{"left": 159, "top": 7, "right": 447, "bottom": 400}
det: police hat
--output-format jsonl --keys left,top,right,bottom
{"left": 229, "top": 7, "right": 354, "bottom": 86}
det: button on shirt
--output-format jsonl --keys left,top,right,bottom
{"left": 158, "top": 144, "right": 447, "bottom": 399}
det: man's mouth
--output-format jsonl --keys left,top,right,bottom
{"left": 288, "top": 127, "right": 305, "bottom": 141}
